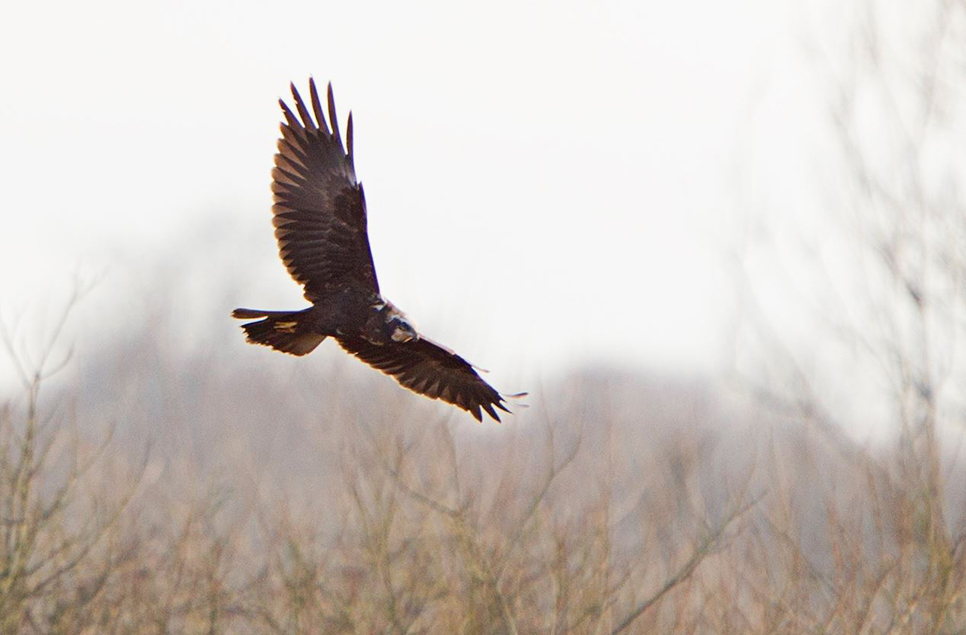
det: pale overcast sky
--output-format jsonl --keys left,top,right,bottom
{"left": 0, "top": 0, "right": 846, "bottom": 393}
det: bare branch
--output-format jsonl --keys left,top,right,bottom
{"left": 609, "top": 493, "right": 764, "bottom": 635}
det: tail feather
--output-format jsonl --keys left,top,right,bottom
{"left": 232, "top": 307, "right": 326, "bottom": 356}
{"left": 232, "top": 308, "right": 299, "bottom": 319}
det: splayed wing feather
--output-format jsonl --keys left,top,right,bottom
{"left": 290, "top": 83, "right": 315, "bottom": 131}
{"left": 347, "top": 112, "right": 354, "bottom": 159}
{"left": 327, "top": 83, "right": 344, "bottom": 155}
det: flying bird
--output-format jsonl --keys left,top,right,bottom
{"left": 232, "top": 79, "right": 518, "bottom": 422}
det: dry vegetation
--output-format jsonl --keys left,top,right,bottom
{"left": 2, "top": 1, "right": 966, "bottom": 633}
{"left": 0, "top": 297, "right": 963, "bottom": 634}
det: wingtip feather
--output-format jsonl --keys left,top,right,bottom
{"left": 308, "top": 78, "right": 328, "bottom": 133}
{"left": 327, "top": 82, "right": 343, "bottom": 152}
{"left": 481, "top": 401, "right": 501, "bottom": 422}
{"left": 279, "top": 99, "right": 299, "bottom": 128}
{"left": 290, "top": 83, "right": 315, "bottom": 130}
{"left": 347, "top": 111, "right": 354, "bottom": 159}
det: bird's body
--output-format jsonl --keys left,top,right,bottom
{"left": 232, "top": 293, "right": 412, "bottom": 355}
{"left": 233, "top": 79, "right": 517, "bottom": 422}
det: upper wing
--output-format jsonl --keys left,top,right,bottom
{"left": 337, "top": 336, "right": 511, "bottom": 422}
{"left": 271, "top": 79, "right": 379, "bottom": 301}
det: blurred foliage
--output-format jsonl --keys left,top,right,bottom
{"left": 2, "top": 1, "right": 966, "bottom": 633}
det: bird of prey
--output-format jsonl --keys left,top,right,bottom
{"left": 233, "top": 79, "right": 517, "bottom": 422}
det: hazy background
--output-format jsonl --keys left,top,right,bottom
{"left": 1, "top": 0, "right": 849, "bottom": 395}
{"left": 1, "top": 1, "right": 966, "bottom": 632}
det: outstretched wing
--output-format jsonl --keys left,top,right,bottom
{"left": 337, "top": 336, "right": 511, "bottom": 422}
{"left": 272, "top": 79, "right": 379, "bottom": 301}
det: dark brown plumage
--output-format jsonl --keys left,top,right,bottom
{"left": 232, "top": 79, "right": 518, "bottom": 422}
{"left": 337, "top": 336, "right": 508, "bottom": 422}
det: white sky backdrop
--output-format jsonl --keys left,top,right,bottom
{"left": 0, "top": 0, "right": 848, "bottom": 394}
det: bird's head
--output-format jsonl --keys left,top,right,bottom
{"left": 388, "top": 315, "right": 418, "bottom": 343}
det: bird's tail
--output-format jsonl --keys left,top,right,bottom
{"left": 231, "top": 308, "right": 326, "bottom": 356}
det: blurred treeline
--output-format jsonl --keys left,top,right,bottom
{"left": 3, "top": 1, "right": 966, "bottom": 633}
{"left": 0, "top": 301, "right": 959, "bottom": 635}
{"left": 0, "top": 293, "right": 964, "bottom": 634}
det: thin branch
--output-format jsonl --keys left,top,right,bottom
{"left": 609, "top": 493, "right": 765, "bottom": 635}
{"left": 496, "top": 427, "right": 580, "bottom": 583}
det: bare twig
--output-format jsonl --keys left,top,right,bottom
{"left": 609, "top": 493, "right": 764, "bottom": 635}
